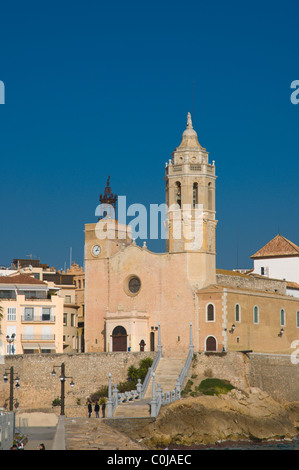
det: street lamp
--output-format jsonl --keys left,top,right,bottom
{"left": 6, "top": 334, "right": 16, "bottom": 355}
{"left": 3, "top": 366, "right": 20, "bottom": 411}
{"left": 51, "top": 362, "right": 75, "bottom": 415}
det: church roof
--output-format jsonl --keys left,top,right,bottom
{"left": 251, "top": 234, "right": 299, "bottom": 259}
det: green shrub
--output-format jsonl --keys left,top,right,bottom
{"left": 127, "top": 357, "right": 153, "bottom": 385}
{"left": 195, "top": 378, "right": 235, "bottom": 396}
{"left": 88, "top": 357, "right": 153, "bottom": 403}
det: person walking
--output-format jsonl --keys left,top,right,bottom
{"left": 95, "top": 402, "right": 100, "bottom": 418}
{"left": 101, "top": 400, "right": 106, "bottom": 418}
{"left": 88, "top": 402, "right": 92, "bottom": 418}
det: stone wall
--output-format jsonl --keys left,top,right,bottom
{"left": 191, "top": 351, "right": 299, "bottom": 403}
{"left": 0, "top": 352, "right": 155, "bottom": 413}
{"left": 190, "top": 351, "right": 250, "bottom": 390}
{"left": 1, "top": 351, "right": 299, "bottom": 417}
{"left": 247, "top": 352, "right": 299, "bottom": 403}
{"left": 216, "top": 272, "right": 286, "bottom": 294}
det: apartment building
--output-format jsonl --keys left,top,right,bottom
{"left": 0, "top": 274, "right": 64, "bottom": 354}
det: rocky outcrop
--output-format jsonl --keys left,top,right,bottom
{"left": 138, "top": 387, "right": 299, "bottom": 448}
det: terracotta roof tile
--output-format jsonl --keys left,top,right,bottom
{"left": 251, "top": 234, "right": 299, "bottom": 259}
{"left": 0, "top": 274, "right": 46, "bottom": 285}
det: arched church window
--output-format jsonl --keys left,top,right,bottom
{"left": 207, "top": 304, "right": 215, "bottom": 322}
{"left": 193, "top": 182, "right": 198, "bottom": 208}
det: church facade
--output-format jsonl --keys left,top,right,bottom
{"left": 84, "top": 114, "right": 299, "bottom": 355}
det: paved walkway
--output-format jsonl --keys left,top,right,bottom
{"left": 23, "top": 426, "right": 57, "bottom": 450}
{"left": 23, "top": 416, "right": 145, "bottom": 450}
{"left": 64, "top": 417, "right": 145, "bottom": 450}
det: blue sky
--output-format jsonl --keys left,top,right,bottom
{"left": 0, "top": 0, "right": 299, "bottom": 271}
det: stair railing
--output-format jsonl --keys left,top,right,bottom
{"left": 140, "top": 322, "right": 162, "bottom": 398}
{"left": 150, "top": 322, "right": 194, "bottom": 418}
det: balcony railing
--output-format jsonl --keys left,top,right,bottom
{"left": 21, "top": 315, "right": 56, "bottom": 323}
{"left": 21, "top": 335, "right": 56, "bottom": 341}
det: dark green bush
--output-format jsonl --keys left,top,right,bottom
{"left": 195, "top": 378, "right": 235, "bottom": 396}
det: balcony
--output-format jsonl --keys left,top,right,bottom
{"left": 21, "top": 334, "right": 56, "bottom": 341}
{"left": 21, "top": 315, "right": 56, "bottom": 323}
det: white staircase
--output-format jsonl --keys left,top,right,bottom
{"left": 112, "top": 356, "right": 186, "bottom": 418}
{"left": 144, "top": 357, "right": 186, "bottom": 399}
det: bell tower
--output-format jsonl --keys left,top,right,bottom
{"left": 165, "top": 113, "right": 217, "bottom": 284}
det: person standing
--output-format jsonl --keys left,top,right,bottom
{"left": 95, "top": 402, "right": 100, "bottom": 418}
{"left": 101, "top": 401, "right": 106, "bottom": 418}
{"left": 88, "top": 402, "right": 92, "bottom": 418}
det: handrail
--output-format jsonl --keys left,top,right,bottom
{"left": 150, "top": 322, "right": 194, "bottom": 418}
{"left": 140, "top": 322, "right": 162, "bottom": 398}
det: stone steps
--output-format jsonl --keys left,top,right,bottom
{"left": 144, "top": 357, "right": 186, "bottom": 399}
{"left": 113, "top": 399, "right": 151, "bottom": 418}
{"left": 112, "top": 356, "right": 187, "bottom": 418}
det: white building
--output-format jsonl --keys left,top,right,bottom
{"left": 251, "top": 234, "right": 299, "bottom": 297}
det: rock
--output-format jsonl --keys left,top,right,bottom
{"left": 138, "top": 388, "right": 299, "bottom": 448}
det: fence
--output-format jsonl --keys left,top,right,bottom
{"left": 0, "top": 412, "right": 15, "bottom": 450}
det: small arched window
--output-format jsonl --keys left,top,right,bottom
{"left": 253, "top": 306, "right": 259, "bottom": 324}
{"left": 280, "top": 309, "right": 285, "bottom": 327}
{"left": 207, "top": 304, "right": 215, "bottom": 322}
{"left": 193, "top": 182, "right": 198, "bottom": 208}
{"left": 235, "top": 304, "right": 241, "bottom": 322}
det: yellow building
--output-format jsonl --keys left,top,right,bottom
{"left": 0, "top": 274, "right": 64, "bottom": 355}
{"left": 84, "top": 113, "right": 299, "bottom": 355}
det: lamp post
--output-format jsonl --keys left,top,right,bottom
{"left": 51, "top": 362, "right": 74, "bottom": 415}
{"left": 3, "top": 366, "right": 20, "bottom": 411}
{"left": 6, "top": 334, "right": 16, "bottom": 355}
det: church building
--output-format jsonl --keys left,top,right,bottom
{"left": 84, "top": 114, "right": 299, "bottom": 355}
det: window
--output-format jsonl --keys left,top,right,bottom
{"left": 261, "top": 267, "right": 265, "bottom": 275}
{"left": 0, "top": 290, "right": 16, "bottom": 299}
{"left": 128, "top": 277, "right": 141, "bottom": 294}
{"left": 42, "top": 326, "right": 52, "bottom": 340}
{"left": 207, "top": 304, "right": 215, "bottom": 322}
{"left": 253, "top": 306, "right": 259, "bottom": 324}
{"left": 175, "top": 182, "right": 181, "bottom": 208}
{"left": 24, "top": 307, "right": 34, "bottom": 321}
{"left": 193, "top": 183, "right": 198, "bottom": 208}
{"left": 208, "top": 182, "right": 213, "bottom": 211}
{"left": 297, "top": 312, "right": 299, "bottom": 328}
{"left": 280, "top": 309, "right": 285, "bottom": 327}
{"left": 65, "top": 295, "right": 71, "bottom": 304}
{"left": 78, "top": 280, "right": 81, "bottom": 289}
{"left": 235, "top": 304, "right": 241, "bottom": 322}
{"left": 63, "top": 313, "right": 67, "bottom": 326}
{"left": 71, "top": 314, "right": 75, "bottom": 327}
{"left": 42, "top": 308, "right": 51, "bottom": 321}
{"left": 7, "top": 308, "right": 16, "bottom": 322}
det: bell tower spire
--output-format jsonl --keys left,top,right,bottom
{"left": 165, "top": 113, "right": 217, "bottom": 284}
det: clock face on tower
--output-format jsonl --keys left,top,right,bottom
{"left": 92, "top": 245, "right": 101, "bottom": 256}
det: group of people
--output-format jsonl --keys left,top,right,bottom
{"left": 88, "top": 401, "right": 106, "bottom": 418}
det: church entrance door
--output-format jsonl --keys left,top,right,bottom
{"left": 112, "top": 326, "right": 128, "bottom": 352}
{"left": 206, "top": 336, "right": 216, "bottom": 351}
